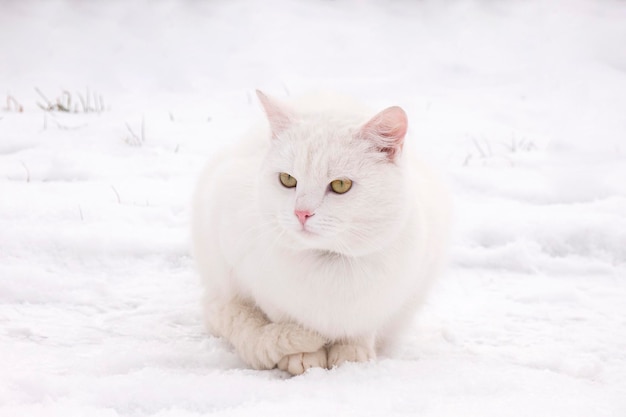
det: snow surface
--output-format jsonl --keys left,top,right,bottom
{"left": 1, "top": 0, "right": 626, "bottom": 415}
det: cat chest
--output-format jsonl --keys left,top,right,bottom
{"left": 232, "top": 246, "right": 412, "bottom": 337}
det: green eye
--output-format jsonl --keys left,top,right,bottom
{"left": 279, "top": 172, "right": 297, "bottom": 188}
{"left": 330, "top": 178, "right": 352, "bottom": 194}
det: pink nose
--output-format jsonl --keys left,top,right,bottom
{"left": 294, "top": 210, "right": 313, "bottom": 226}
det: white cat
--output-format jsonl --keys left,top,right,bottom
{"left": 192, "top": 90, "right": 449, "bottom": 375}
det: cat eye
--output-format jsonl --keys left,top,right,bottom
{"left": 330, "top": 178, "right": 352, "bottom": 194}
{"left": 279, "top": 172, "right": 297, "bottom": 188}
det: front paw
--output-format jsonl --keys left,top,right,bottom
{"left": 328, "top": 342, "right": 375, "bottom": 368}
{"left": 277, "top": 347, "right": 328, "bottom": 375}
{"left": 243, "top": 322, "right": 327, "bottom": 370}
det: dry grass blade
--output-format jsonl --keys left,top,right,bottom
{"left": 5, "top": 95, "right": 24, "bottom": 112}
{"left": 36, "top": 87, "right": 107, "bottom": 113}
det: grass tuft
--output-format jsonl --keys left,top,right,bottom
{"left": 36, "top": 87, "right": 107, "bottom": 113}
{"left": 463, "top": 134, "right": 537, "bottom": 167}
{"left": 4, "top": 95, "right": 24, "bottom": 112}
{"left": 123, "top": 117, "right": 146, "bottom": 146}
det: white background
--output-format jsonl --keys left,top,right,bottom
{"left": 1, "top": 1, "right": 625, "bottom": 415}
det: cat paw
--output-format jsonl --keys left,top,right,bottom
{"left": 243, "top": 322, "right": 327, "bottom": 370}
{"left": 277, "top": 347, "right": 328, "bottom": 375}
{"left": 328, "top": 342, "right": 375, "bottom": 368}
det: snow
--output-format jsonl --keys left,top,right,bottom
{"left": 1, "top": 0, "right": 626, "bottom": 415}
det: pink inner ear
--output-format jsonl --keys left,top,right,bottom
{"left": 256, "top": 90, "right": 292, "bottom": 139}
{"left": 360, "top": 106, "right": 408, "bottom": 160}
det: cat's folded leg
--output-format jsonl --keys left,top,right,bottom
{"left": 327, "top": 336, "right": 376, "bottom": 368}
{"left": 206, "top": 297, "right": 327, "bottom": 370}
{"left": 277, "top": 347, "right": 328, "bottom": 375}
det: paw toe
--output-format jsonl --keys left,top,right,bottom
{"left": 278, "top": 347, "right": 328, "bottom": 376}
{"left": 328, "top": 344, "right": 375, "bottom": 368}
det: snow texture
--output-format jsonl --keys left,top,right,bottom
{"left": 1, "top": 0, "right": 625, "bottom": 416}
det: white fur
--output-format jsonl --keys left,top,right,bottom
{"left": 192, "top": 92, "right": 449, "bottom": 374}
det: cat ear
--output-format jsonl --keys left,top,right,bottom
{"left": 358, "top": 106, "right": 408, "bottom": 160}
{"left": 256, "top": 90, "right": 293, "bottom": 139}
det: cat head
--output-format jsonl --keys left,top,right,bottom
{"left": 256, "top": 90, "right": 411, "bottom": 257}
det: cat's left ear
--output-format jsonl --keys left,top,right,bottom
{"left": 256, "top": 90, "right": 294, "bottom": 140}
{"left": 358, "top": 106, "right": 408, "bottom": 161}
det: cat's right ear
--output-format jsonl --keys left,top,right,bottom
{"left": 256, "top": 90, "right": 293, "bottom": 140}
